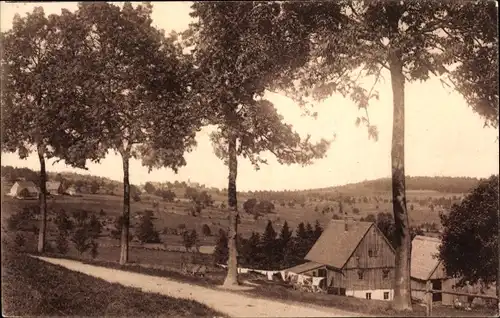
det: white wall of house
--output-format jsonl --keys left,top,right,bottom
{"left": 346, "top": 288, "right": 394, "bottom": 301}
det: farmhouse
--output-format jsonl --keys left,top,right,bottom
{"left": 46, "top": 181, "right": 64, "bottom": 195}
{"left": 290, "top": 219, "right": 396, "bottom": 301}
{"left": 410, "top": 235, "right": 458, "bottom": 306}
{"left": 8, "top": 181, "right": 40, "bottom": 198}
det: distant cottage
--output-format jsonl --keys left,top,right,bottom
{"left": 8, "top": 181, "right": 40, "bottom": 198}
{"left": 287, "top": 219, "right": 396, "bottom": 301}
{"left": 46, "top": 181, "right": 64, "bottom": 195}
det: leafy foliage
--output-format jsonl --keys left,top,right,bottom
{"left": 268, "top": 1, "right": 497, "bottom": 308}
{"left": 54, "top": 209, "right": 73, "bottom": 254}
{"left": 70, "top": 210, "right": 101, "bottom": 257}
{"left": 156, "top": 189, "right": 176, "bottom": 202}
{"left": 187, "top": 2, "right": 332, "bottom": 285}
{"left": 1, "top": 7, "right": 103, "bottom": 167}
{"left": 201, "top": 224, "right": 211, "bottom": 237}
{"left": 184, "top": 187, "right": 214, "bottom": 216}
{"left": 439, "top": 175, "right": 499, "bottom": 286}
{"left": 182, "top": 229, "right": 199, "bottom": 252}
{"left": 136, "top": 211, "right": 161, "bottom": 244}
{"left": 213, "top": 229, "right": 229, "bottom": 265}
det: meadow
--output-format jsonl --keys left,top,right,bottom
{"left": 1, "top": 180, "right": 463, "bottom": 248}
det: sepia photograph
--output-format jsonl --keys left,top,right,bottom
{"left": 1, "top": 1, "right": 498, "bottom": 317}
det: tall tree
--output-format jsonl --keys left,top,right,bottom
{"left": 261, "top": 220, "right": 278, "bottom": 268}
{"left": 74, "top": 2, "right": 201, "bottom": 265}
{"left": 188, "top": 2, "right": 331, "bottom": 287}
{"left": 271, "top": 1, "right": 498, "bottom": 310}
{"left": 313, "top": 220, "right": 323, "bottom": 241}
{"left": 1, "top": 7, "right": 104, "bottom": 252}
{"left": 278, "top": 221, "right": 293, "bottom": 267}
{"left": 439, "top": 175, "right": 498, "bottom": 287}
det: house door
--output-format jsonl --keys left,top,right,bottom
{"left": 432, "top": 280, "right": 442, "bottom": 302}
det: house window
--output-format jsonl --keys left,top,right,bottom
{"left": 368, "top": 249, "right": 378, "bottom": 257}
{"left": 384, "top": 292, "right": 390, "bottom": 300}
{"left": 318, "top": 268, "right": 327, "bottom": 277}
{"left": 366, "top": 292, "right": 372, "bottom": 300}
{"left": 358, "top": 270, "right": 364, "bottom": 280}
{"left": 383, "top": 269, "right": 390, "bottom": 279}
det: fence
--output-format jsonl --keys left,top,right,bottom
{"left": 413, "top": 282, "right": 498, "bottom": 317}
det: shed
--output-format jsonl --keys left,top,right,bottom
{"left": 410, "top": 235, "right": 458, "bottom": 306}
{"left": 304, "top": 219, "right": 396, "bottom": 301}
{"left": 8, "top": 181, "right": 39, "bottom": 198}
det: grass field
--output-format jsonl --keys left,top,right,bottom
{"left": 1, "top": 187, "right": 457, "bottom": 244}
{"left": 1, "top": 249, "right": 224, "bottom": 317}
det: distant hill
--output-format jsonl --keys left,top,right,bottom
{"left": 1, "top": 165, "right": 484, "bottom": 199}
{"left": 314, "top": 176, "right": 481, "bottom": 194}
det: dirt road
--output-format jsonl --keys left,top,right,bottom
{"left": 33, "top": 256, "right": 365, "bottom": 317}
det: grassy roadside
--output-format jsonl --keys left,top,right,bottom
{"left": 1, "top": 250, "right": 225, "bottom": 317}
{"left": 31, "top": 252, "right": 496, "bottom": 317}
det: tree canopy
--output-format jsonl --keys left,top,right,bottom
{"left": 439, "top": 175, "right": 499, "bottom": 286}
{"left": 187, "top": 1, "right": 331, "bottom": 287}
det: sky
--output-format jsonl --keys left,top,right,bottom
{"left": 1, "top": 2, "right": 498, "bottom": 191}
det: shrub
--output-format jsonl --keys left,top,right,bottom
{"left": 14, "top": 233, "right": 25, "bottom": 250}
{"left": 55, "top": 233, "right": 69, "bottom": 254}
{"left": 70, "top": 211, "right": 101, "bottom": 256}
{"left": 202, "top": 224, "right": 211, "bottom": 236}
{"left": 110, "top": 216, "right": 132, "bottom": 241}
{"left": 182, "top": 229, "right": 198, "bottom": 252}
{"left": 136, "top": 211, "right": 161, "bottom": 244}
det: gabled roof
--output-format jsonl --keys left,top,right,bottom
{"left": 46, "top": 181, "right": 62, "bottom": 190}
{"left": 411, "top": 235, "right": 443, "bottom": 281}
{"left": 12, "top": 181, "right": 39, "bottom": 191}
{"left": 305, "top": 219, "right": 373, "bottom": 269}
{"left": 286, "top": 261, "right": 325, "bottom": 274}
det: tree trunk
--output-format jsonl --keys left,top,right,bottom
{"left": 389, "top": 48, "right": 413, "bottom": 311}
{"left": 223, "top": 133, "right": 240, "bottom": 287}
{"left": 119, "top": 153, "right": 130, "bottom": 265}
{"left": 37, "top": 147, "right": 48, "bottom": 253}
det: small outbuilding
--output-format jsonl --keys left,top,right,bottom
{"left": 410, "top": 235, "right": 458, "bottom": 306}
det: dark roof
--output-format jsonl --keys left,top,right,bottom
{"left": 411, "top": 235, "right": 444, "bottom": 280}
{"left": 305, "top": 219, "right": 373, "bottom": 269}
{"left": 285, "top": 261, "right": 324, "bottom": 274}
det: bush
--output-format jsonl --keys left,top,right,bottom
{"left": 14, "top": 233, "right": 25, "bottom": 250}
{"left": 70, "top": 211, "right": 101, "bottom": 257}
{"left": 136, "top": 211, "right": 161, "bottom": 244}
{"left": 55, "top": 233, "right": 69, "bottom": 254}
{"left": 182, "top": 229, "right": 198, "bottom": 252}
{"left": 202, "top": 224, "right": 211, "bottom": 236}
